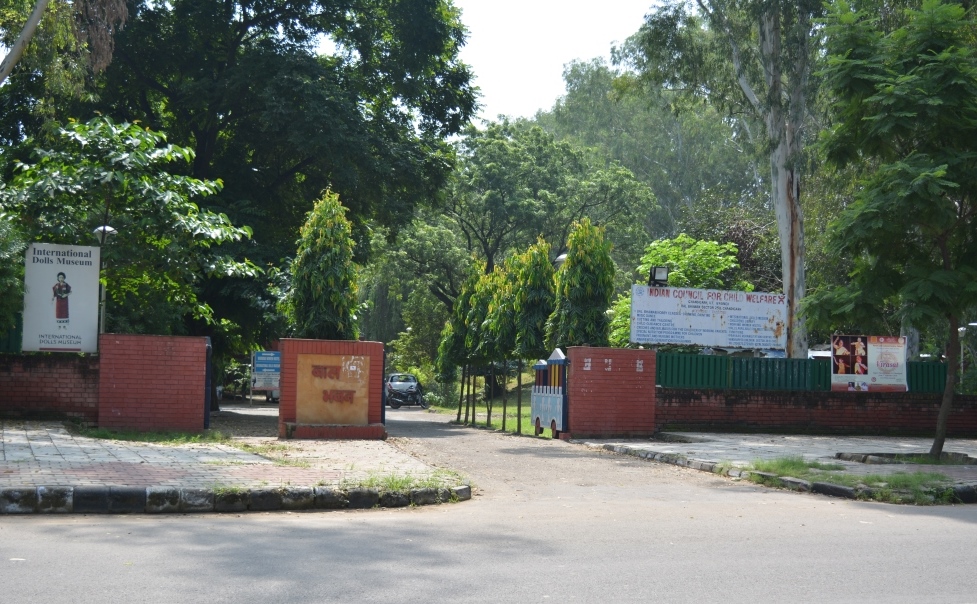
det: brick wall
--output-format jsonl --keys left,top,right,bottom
{"left": 657, "top": 389, "right": 977, "bottom": 436}
{"left": 0, "top": 354, "right": 100, "bottom": 423}
{"left": 565, "top": 347, "right": 657, "bottom": 438}
{"left": 98, "top": 334, "right": 207, "bottom": 432}
{"left": 279, "top": 339, "right": 385, "bottom": 439}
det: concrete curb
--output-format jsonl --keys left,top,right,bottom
{"left": 0, "top": 484, "right": 471, "bottom": 515}
{"left": 584, "top": 441, "right": 977, "bottom": 505}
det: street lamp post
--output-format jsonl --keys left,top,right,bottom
{"left": 93, "top": 225, "right": 117, "bottom": 334}
{"left": 958, "top": 326, "right": 967, "bottom": 384}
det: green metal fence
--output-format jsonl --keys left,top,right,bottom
{"left": 656, "top": 353, "right": 945, "bottom": 393}
{"left": 0, "top": 313, "right": 22, "bottom": 354}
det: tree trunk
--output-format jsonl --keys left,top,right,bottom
{"left": 0, "top": 0, "right": 52, "bottom": 87}
{"left": 901, "top": 318, "right": 920, "bottom": 360}
{"left": 930, "top": 317, "right": 960, "bottom": 457}
{"left": 486, "top": 364, "right": 494, "bottom": 428}
{"left": 501, "top": 359, "right": 509, "bottom": 432}
{"left": 456, "top": 364, "right": 466, "bottom": 422}
{"left": 463, "top": 367, "right": 472, "bottom": 425}
{"left": 517, "top": 359, "right": 523, "bottom": 435}
{"left": 759, "top": 6, "right": 809, "bottom": 359}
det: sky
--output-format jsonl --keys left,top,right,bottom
{"left": 452, "top": 0, "right": 656, "bottom": 121}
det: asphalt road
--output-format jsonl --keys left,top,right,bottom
{"left": 2, "top": 409, "right": 976, "bottom": 603}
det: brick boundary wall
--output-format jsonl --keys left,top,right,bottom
{"left": 0, "top": 354, "right": 100, "bottom": 424}
{"left": 565, "top": 347, "right": 657, "bottom": 438}
{"left": 98, "top": 334, "right": 207, "bottom": 432}
{"left": 657, "top": 389, "right": 977, "bottom": 436}
{"left": 279, "top": 339, "right": 386, "bottom": 440}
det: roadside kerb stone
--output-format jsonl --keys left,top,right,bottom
{"left": 282, "top": 487, "right": 315, "bottom": 510}
{"left": 347, "top": 487, "right": 380, "bottom": 509}
{"left": 379, "top": 491, "right": 410, "bottom": 508}
{"left": 109, "top": 486, "right": 147, "bottom": 513}
{"left": 249, "top": 488, "right": 283, "bottom": 511}
{"left": 314, "top": 486, "right": 348, "bottom": 509}
{"left": 37, "top": 486, "right": 72, "bottom": 513}
{"left": 72, "top": 486, "right": 111, "bottom": 513}
{"left": 146, "top": 486, "right": 180, "bottom": 513}
{"left": 180, "top": 488, "right": 215, "bottom": 513}
{"left": 0, "top": 487, "right": 38, "bottom": 513}
{"left": 215, "top": 489, "right": 249, "bottom": 512}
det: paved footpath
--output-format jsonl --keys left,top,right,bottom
{"left": 582, "top": 432, "right": 977, "bottom": 482}
{"left": 0, "top": 414, "right": 468, "bottom": 514}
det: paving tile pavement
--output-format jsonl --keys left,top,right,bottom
{"left": 582, "top": 432, "right": 977, "bottom": 482}
{"left": 0, "top": 420, "right": 435, "bottom": 490}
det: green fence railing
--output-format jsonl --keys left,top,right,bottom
{"left": 907, "top": 362, "right": 946, "bottom": 393}
{"left": 656, "top": 353, "right": 946, "bottom": 393}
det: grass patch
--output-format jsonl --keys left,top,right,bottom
{"left": 70, "top": 424, "right": 231, "bottom": 445}
{"left": 341, "top": 469, "right": 466, "bottom": 493}
{"left": 751, "top": 455, "right": 846, "bottom": 475}
{"left": 745, "top": 455, "right": 955, "bottom": 505}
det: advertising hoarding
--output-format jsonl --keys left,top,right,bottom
{"left": 830, "top": 335, "right": 907, "bottom": 392}
{"left": 629, "top": 285, "right": 787, "bottom": 350}
{"left": 22, "top": 243, "right": 100, "bottom": 353}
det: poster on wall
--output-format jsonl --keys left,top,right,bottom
{"left": 629, "top": 285, "right": 787, "bottom": 350}
{"left": 830, "top": 335, "right": 907, "bottom": 392}
{"left": 295, "top": 354, "right": 370, "bottom": 425}
{"left": 22, "top": 243, "right": 100, "bottom": 353}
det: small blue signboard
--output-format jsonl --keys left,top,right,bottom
{"left": 252, "top": 351, "right": 281, "bottom": 390}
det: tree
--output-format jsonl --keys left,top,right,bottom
{"left": 0, "top": 117, "right": 254, "bottom": 331}
{"left": 537, "top": 58, "right": 765, "bottom": 236}
{"left": 809, "top": 0, "right": 977, "bottom": 456}
{"left": 621, "top": 0, "right": 823, "bottom": 358}
{"left": 0, "top": 212, "right": 26, "bottom": 332}
{"left": 2, "top": 0, "right": 477, "bottom": 351}
{"left": 608, "top": 234, "right": 756, "bottom": 347}
{"left": 285, "top": 190, "right": 359, "bottom": 340}
{"left": 511, "top": 237, "right": 556, "bottom": 433}
{"left": 547, "top": 218, "right": 615, "bottom": 349}
{"left": 0, "top": 0, "right": 127, "bottom": 86}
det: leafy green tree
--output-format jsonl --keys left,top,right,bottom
{"left": 511, "top": 237, "right": 556, "bottom": 433}
{"left": 638, "top": 234, "right": 754, "bottom": 292}
{"left": 547, "top": 218, "right": 615, "bottom": 348}
{"left": 537, "top": 58, "right": 765, "bottom": 236}
{"left": 608, "top": 234, "right": 755, "bottom": 347}
{"left": 0, "top": 0, "right": 126, "bottom": 86}
{"left": 285, "top": 190, "right": 359, "bottom": 340}
{"left": 0, "top": 212, "right": 26, "bottom": 332}
{"left": 436, "top": 259, "right": 482, "bottom": 422}
{"left": 0, "top": 117, "right": 254, "bottom": 332}
{"left": 620, "top": 0, "right": 824, "bottom": 358}
{"left": 809, "top": 0, "right": 977, "bottom": 456}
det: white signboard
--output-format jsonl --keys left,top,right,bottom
{"left": 22, "top": 243, "right": 101, "bottom": 353}
{"left": 630, "top": 285, "right": 787, "bottom": 349}
{"left": 830, "top": 335, "right": 907, "bottom": 392}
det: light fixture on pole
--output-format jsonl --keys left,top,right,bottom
{"left": 648, "top": 266, "right": 669, "bottom": 288}
{"left": 93, "top": 225, "right": 117, "bottom": 335}
{"left": 554, "top": 253, "right": 568, "bottom": 269}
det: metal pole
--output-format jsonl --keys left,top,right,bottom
{"left": 959, "top": 327, "right": 967, "bottom": 385}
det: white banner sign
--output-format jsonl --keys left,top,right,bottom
{"left": 630, "top": 285, "right": 787, "bottom": 349}
{"left": 22, "top": 243, "right": 101, "bottom": 353}
{"left": 831, "top": 335, "right": 907, "bottom": 392}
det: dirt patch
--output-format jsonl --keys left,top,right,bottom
{"left": 209, "top": 404, "right": 279, "bottom": 438}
